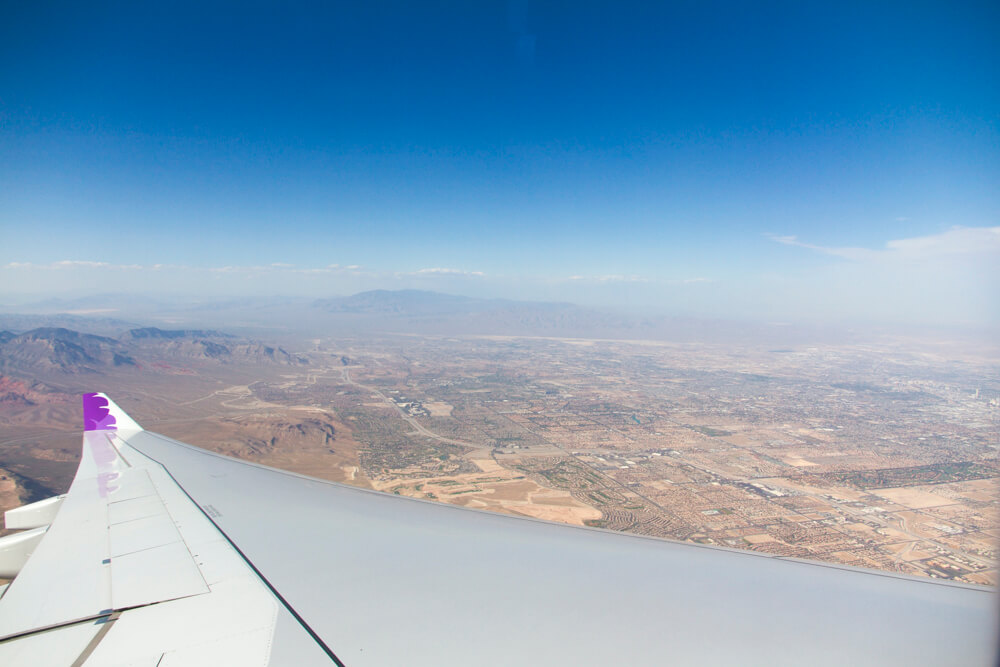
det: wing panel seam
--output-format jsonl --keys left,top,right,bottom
{"left": 134, "top": 447, "right": 347, "bottom": 667}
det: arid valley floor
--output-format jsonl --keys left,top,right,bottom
{"left": 1, "top": 323, "right": 997, "bottom": 586}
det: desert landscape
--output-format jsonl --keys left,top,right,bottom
{"left": 1, "top": 296, "right": 997, "bottom": 586}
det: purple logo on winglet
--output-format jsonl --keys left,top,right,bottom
{"left": 83, "top": 393, "right": 117, "bottom": 431}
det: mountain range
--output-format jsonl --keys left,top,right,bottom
{"left": 0, "top": 327, "right": 307, "bottom": 375}
{"left": 0, "top": 290, "right": 867, "bottom": 344}
{"left": 311, "top": 289, "right": 658, "bottom": 337}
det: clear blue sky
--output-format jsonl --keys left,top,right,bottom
{"left": 1, "top": 2, "right": 997, "bottom": 325}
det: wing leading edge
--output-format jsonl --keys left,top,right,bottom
{"left": 0, "top": 393, "right": 996, "bottom": 666}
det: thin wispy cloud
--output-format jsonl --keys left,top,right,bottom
{"left": 563, "top": 274, "right": 711, "bottom": 285}
{"left": 886, "top": 226, "right": 1000, "bottom": 258}
{"left": 413, "top": 267, "right": 485, "bottom": 277}
{"left": 5, "top": 260, "right": 143, "bottom": 270}
{"left": 284, "top": 264, "right": 370, "bottom": 275}
{"left": 768, "top": 235, "right": 875, "bottom": 260}
{"left": 566, "top": 274, "right": 649, "bottom": 283}
{"left": 3, "top": 261, "right": 485, "bottom": 281}
{"left": 769, "top": 226, "right": 1000, "bottom": 262}
{"left": 4, "top": 261, "right": 364, "bottom": 275}
{"left": 292, "top": 264, "right": 367, "bottom": 275}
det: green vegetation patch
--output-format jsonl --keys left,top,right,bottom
{"left": 823, "top": 460, "right": 1000, "bottom": 489}
{"left": 692, "top": 426, "right": 734, "bottom": 437}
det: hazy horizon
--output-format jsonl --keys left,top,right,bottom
{"left": 3, "top": 288, "right": 1000, "bottom": 345}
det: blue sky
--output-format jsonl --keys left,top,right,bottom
{"left": 1, "top": 2, "right": 997, "bottom": 325}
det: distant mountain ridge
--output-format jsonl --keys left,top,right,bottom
{"left": 314, "top": 289, "right": 508, "bottom": 316}
{"left": 312, "top": 289, "right": 642, "bottom": 336}
{"left": 2, "top": 290, "right": 868, "bottom": 344}
{"left": 0, "top": 326, "right": 306, "bottom": 374}
{"left": 0, "top": 328, "right": 137, "bottom": 373}
{"left": 120, "top": 327, "right": 234, "bottom": 341}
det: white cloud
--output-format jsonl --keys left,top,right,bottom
{"left": 886, "top": 226, "right": 1000, "bottom": 258}
{"left": 5, "top": 260, "right": 141, "bottom": 270}
{"left": 768, "top": 235, "right": 875, "bottom": 260}
{"left": 601, "top": 274, "right": 647, "bottom": 283}
{"left": 414, "top": 267, "right": 485, "bottom": 277}
{"left": 769, "top": 226, "right": 1000, "bottom": 262}
{"left": 55, "top": 260, "right": 111, "bottom": 268}
{"left": 563, "top": 274, "right": 711, "bottom": 285}
{"left": 3, "top": 260, "right": 383, "bottom": 279}
{"left": 562, "top": 274, "right": 648, "bottom": 283}
{"left": 762, "top": 226, "right": 1000, "bottom": 326}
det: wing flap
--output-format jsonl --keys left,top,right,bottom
{"left": 0, "top": 619, "right": 106, "bottom": 667}
{"left": 108, "top": 505, "right": 188, "bottom": 557}
{"left": 111, "top": 542, "right": 209, "bottom": 611}
{"left": 0, "top": 394, "right": 335, "bottom": 666}
{"left": 0, "top": 527, "right": 47, "bottom": 579}
{"left": 0, "top": 433, "right": 115, "bottom": 637}
{"left": 0, "top": 413, "right": 209, "bottom": 638}
{"left": 3, "top": 495, "right": 65, "bottom": 530}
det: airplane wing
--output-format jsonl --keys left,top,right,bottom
{"left": 0, "top": 393, "right": 995, "bottom": 665}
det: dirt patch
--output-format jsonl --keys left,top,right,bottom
{"left": 873, "top": 487, "right": 958, "bottom": 509}
{"left": 373, "top": 469, "right": 601, "bottom": 526}
{"left": 424, "top": 402, "right": 453, "bottom": 417}
{"left": 482, "top": 480, "right": 537, "bottom": 501}
{"left": 471, "top": 457, "right": 505, "bottom": 473}
{"left": 776, "top": 455, "right": 817, "bottom": 467}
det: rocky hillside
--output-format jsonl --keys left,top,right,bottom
{"left": 0, "top": 328, "right": 136, "bottom": 373}
{"left": 0, "top": 376, "right": 70, "bottom": 408}
{"left": 0, "top": 327, "right": 307, "bottom": 374}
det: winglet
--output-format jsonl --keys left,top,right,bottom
{"left": 82, "top": 393, "right": 143, "bottom": 432}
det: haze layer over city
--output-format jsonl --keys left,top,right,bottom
{"left": 1, "top": 2, "right": 997, "bottom": 587}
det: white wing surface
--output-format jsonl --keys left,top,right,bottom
{"left": 0, "top": 393, "right": 995, "bottom": 665}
